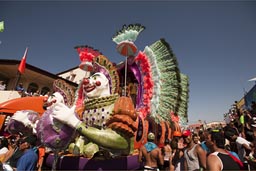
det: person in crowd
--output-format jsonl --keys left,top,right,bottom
{"left": 0, "top": 81, "right": 6, "bottom": 90}
{"left": 16, "top": 135, "right": 38, "bottom": 171}
{"left": 172, "top": 131, "right": 185, "bottom": 150}
{"left": 15, "top": 83, "right": 24, "bottom": 92}
{"left": 44, "top": 91, "right": 50, "bottom": 97}
{"left": 162, "top": 139, "right": 172, "bottom": 171}
{"left": 37, "top": 146, "right": 46, "bottom": 171}
{"left": 2, "top": 133, "right": 24, "bottom": 169}
{"left": 224, "top": 128, "right": 252, "bottom": 167}
{"left": 0, "top": 137, "right": 9, "bottom": 154}
{"left": 182, "top": 129, "right": 206, "bottom": 171}
{"left": 172, "top": 130, "right": 185, "bottom": 170}
{"left": 224, "top": 144, "right": 240, "bottom": 161}
{"left": 224, "top": 122, "right": 239, "bottom": 153}
{"left": 169, "top": 137, "right": 185, "bottom": 171}
{"left": 138, "top": 132, "right": 164, "bottom": 171}
{"left": 192, "top": 133, "right": 200, "bottom": 144}
{"left": 238, "top": 110, "right": 246, "bottom": 138}
{"left": 251, "top": 101, "right": 256, "bottom": 116}
{"left": 33, "top": 90, "right": 40, "bottom": 96}
{"left": 243, "top": 109, "right": 254, "bottom": 141}
{"left": 205, "top": 129, "right": 243, "bottom": 171}
{"left": 244, "top": 116, "right": 256, "bottom": 170}
{"left": 226, "top": 120, "right": 240, "bottom": 136}
{"left": 15, "top": 83, "right": 26, "bottom": 97}
{"left": 0, "top": 137, "right": 9, "bottom": 162}
{"left": 199, "top": 129, "right": 211, "bottom": 155}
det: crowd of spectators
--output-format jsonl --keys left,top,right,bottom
{"left": 0, "top": 133, "right": 39, "bottom": 171}
{"left": 139, "top": 101, "right": 256, "bottom": 171}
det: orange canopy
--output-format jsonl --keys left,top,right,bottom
{"left": 0, "top": 96, "right": 45, "bottom": 115}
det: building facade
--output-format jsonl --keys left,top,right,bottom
{"left": 0, "top": 59, "right": 78, "bottom": 102}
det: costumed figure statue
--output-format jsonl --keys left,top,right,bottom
{"left": 49, "top": 26, "right": 149, "bottom": 157}
{"left": 51, "top": 24, "right": 189, "bottom": 156}
{"left": 52, "top": 52, "right": 138, "bottom": 157}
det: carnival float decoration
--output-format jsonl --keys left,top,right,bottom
{"left": 6, "top": 79, "right": 77, "bottom": 169}
{"left": 7, "top": 79, "right": 77, "bottom": 150}
{"left": 5, "top": 24, "right": 189, "bottom": 170}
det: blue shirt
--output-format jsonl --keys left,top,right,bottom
{"left": 230, "top": 151, "right": 240, "bottom": 160}
{"left": 16, "top": 148, "right": 38, "bottom": 171}
{"left": 201, "top": 141, "right": 210, "bottom": 153}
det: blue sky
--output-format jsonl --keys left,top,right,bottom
{"left": 1, "top": 1, "right": 256, "bottom": 124}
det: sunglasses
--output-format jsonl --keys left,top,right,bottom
{"left": 18, "top": 140, "right": 27, "bottom": 144}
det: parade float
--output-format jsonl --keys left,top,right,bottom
{"left": 1, "top": 24, "right": 189, "bottom": 170}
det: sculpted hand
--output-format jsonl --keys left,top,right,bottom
{"left": 51, "top": 103, "right": 81, "bottom": 128}
{"left": 12, "top": 110, "right": 34, "bottom": 127}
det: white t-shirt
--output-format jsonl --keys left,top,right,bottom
{"left": 236, "top": 136, "right": 251, "bottom": 162}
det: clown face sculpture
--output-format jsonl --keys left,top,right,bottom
{"left": 82, "top": 72, "right": 110, "bottom": 98}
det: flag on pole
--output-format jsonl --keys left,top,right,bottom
{"left": 18, "top": 47, "right": 28, "bottom": 74}
{"left": 0, "top": 21, "right": 4, "bottom": 32}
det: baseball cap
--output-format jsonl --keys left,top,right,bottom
{"left": 173, "top": 131, "right": 182, "bottom": 137}
{"left": 182, "top": 130, "right": 191, "bottom": 137}
{"left": 148, "top": 132, "right": 155, "bottom": 140}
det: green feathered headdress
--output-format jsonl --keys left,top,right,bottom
{"left": 112, "top": 24, "right": 145, "bottom": 44}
